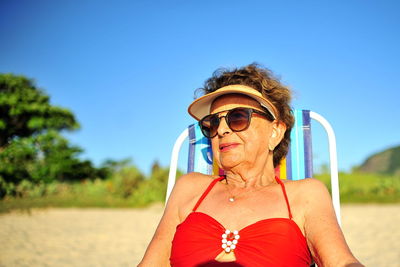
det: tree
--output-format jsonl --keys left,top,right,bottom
{"left": 0, "top": 130, "right": 97, "bottom": 183}
{"left": 0, "top": 74, "right": 79, "bottom": 148}
{"left": 151, "top": 160, "right": 161, "bottom": 174}
{"left": 29, "top": 130, "right": 99, "bottom": 182}
{"left": 0, "top": 74, "right": 102, "bottom": 197}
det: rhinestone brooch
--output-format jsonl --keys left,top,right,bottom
{"left": 221, "top": 229, "right": 240, "bottom": 253}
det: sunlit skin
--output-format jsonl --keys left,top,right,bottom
{"left": 210, "top": 94, "right": 285, "bottom": 190}
{"left": 139, "top": 93, "right": 363, "bottom": 267}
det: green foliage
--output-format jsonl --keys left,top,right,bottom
{"left": 0, "top": 136, "right": 36, "bottom": 186}
{"left": 129, "top": 164, "right": 171, "bottom": 205}
{"left": 0, "top": 162, "right": 184, "bottom": 213}
{"left": 30, "top": 131, "right": 100, "bottom": 182}
{"left": 14, "top": 180, "right": 47, "bottom": 198}
{"left": 107, "top": 166, "right": 145, "bottom": 197}
{"left": 0, "top": 130, "right": 102, "bottom": 196}
{"left": 97, "top": 158, "right": 133, "bottom": 179}
{"left": 315, "top": 172, "right": 400, "bottom": 203}
{"left": 0, "top": 73, "right": 79, "bottom": 148}
{"left": 0, "top": 73, "right": 105, "bottom": 197}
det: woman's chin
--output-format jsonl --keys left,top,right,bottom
{"left": 219, "top": 157, "right": 242, "bottom": 170}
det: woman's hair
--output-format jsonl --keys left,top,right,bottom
{"left": 197, "top": 63, "right": 294, "bottom": 167}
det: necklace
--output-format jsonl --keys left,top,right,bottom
{"left": 224, "top": 177, "right": 269, "bottom": 203}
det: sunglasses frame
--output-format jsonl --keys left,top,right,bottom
{"left": 199, "top": 107, "right": 275, "bottom": 138}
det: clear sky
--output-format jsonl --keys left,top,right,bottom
{"left": 1, "top": 0, "right": 399, "bottom": 175}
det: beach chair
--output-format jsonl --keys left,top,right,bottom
{"left": 166, "top": 109, "right": 341, "bottom": 225}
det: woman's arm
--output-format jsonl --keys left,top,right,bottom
{"left": 302, "top": 179, "right": 364, "bottom": 267}
{"left": 137, "top": 202, "right": 178, "bottom": 267}
{"left": 138, "top": 173, "right": 200, "bottom": 267}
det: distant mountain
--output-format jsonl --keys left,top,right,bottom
{"left": 358, "top": 145, "right": 400, "bottom": 176}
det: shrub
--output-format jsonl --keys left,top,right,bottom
{"left": 315, "top": 172, "right": 400, "bottom": 203}
{"left": 108, "top": 166, "right": 145, "bottom": 198}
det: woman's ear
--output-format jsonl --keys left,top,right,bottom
{"left": 269, "top": 121, "right": 286, "bottom": 151}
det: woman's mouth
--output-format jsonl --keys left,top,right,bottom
{"left": 219, "top": 143, "right": 239, "bottom": 152}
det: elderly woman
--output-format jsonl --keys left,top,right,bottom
{"left": 139, "top": 64, "right": 362, "bottom": 266}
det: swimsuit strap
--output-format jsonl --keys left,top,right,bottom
{"left": 192, "top": 176, "right": 225, "bottom": 212}
{"left": 275, "top": 176, "right": 293, "bottom": 219}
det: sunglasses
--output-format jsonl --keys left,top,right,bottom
{"left": 199, "top": 107, "right": 275, "bottom": 138}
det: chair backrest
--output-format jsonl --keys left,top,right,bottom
{"left": 166, "top": 109, "right": 341, "bottom": 225}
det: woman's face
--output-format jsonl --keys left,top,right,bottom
{"left": 209, "top": 94, "right": 280, "bottom": 170}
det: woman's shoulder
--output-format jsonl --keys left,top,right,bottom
{"left": 170, "top": 172, "right": 221, "bottom": 203}
{"left": 282, "top": 177, "right": 328, "bottom": 192}
{"left": 282, "top": 178, "right": 333, "bottom": 223}
{"left": 281, "top": 178, "right": 331, "bottom": 204}
{"left": 298, "top": 177, "right": 329, "bottom": 196}
{"left": 175, "top": 172, "right": 221, "bottom": 189}
{"left": 169, "top": 172, "right": 222, "bottom": 219}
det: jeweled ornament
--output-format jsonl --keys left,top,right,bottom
{"left": 221, "top": 229, "right": 240, "bottom": 253}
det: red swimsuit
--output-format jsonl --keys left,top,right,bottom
{"left": 170, "top": 176, "right": 312, "bottom": 267}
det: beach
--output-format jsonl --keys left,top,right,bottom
{"left": 0, "top": 204, "right": 399, "bottom": 266}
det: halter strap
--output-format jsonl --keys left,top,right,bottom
{"left": 275, "top": 176, "right": 293, "bottom": 219}
{"left": 192, "top": 176, "right": 225, "bottom": 212}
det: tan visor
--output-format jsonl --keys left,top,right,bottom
{"left": 188, "top": 84, "right": 278, "bottom": 121}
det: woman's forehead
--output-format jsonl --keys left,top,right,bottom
{"left": 210, "top": 94, "right": 262, "bottom": 113}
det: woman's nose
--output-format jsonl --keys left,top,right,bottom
{"left": 216, "top": 116, "right": 231, "bottom": 137}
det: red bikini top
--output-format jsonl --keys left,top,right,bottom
{"left": 170, "top": 176, "right": 312, "bottom": 267}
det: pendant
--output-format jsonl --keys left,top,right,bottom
{"left": 229, "top": 197, "right": 235, "bottom": 202}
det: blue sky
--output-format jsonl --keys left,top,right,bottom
{"left": 1, "top": 0, "right": 399, "bottom": 175}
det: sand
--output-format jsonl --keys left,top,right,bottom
{"left": 0, "top": 204, "right": 399, "bottom": 267}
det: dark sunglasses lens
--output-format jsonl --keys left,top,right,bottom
{"left": 228, "top": 109, "right": 250, "bottom": 131}
{"left": 208, "top": 115, "right": 220, "bottom": 137}
{"left": 200, "top": 115, "right": 218, "bottom": 138}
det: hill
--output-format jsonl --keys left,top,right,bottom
{"left": 358, "top": 145, "right": 400, "bottom": 176}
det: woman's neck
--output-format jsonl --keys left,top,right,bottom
{"left": 223, "top": 161, "right": 276, "bottom": 188}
